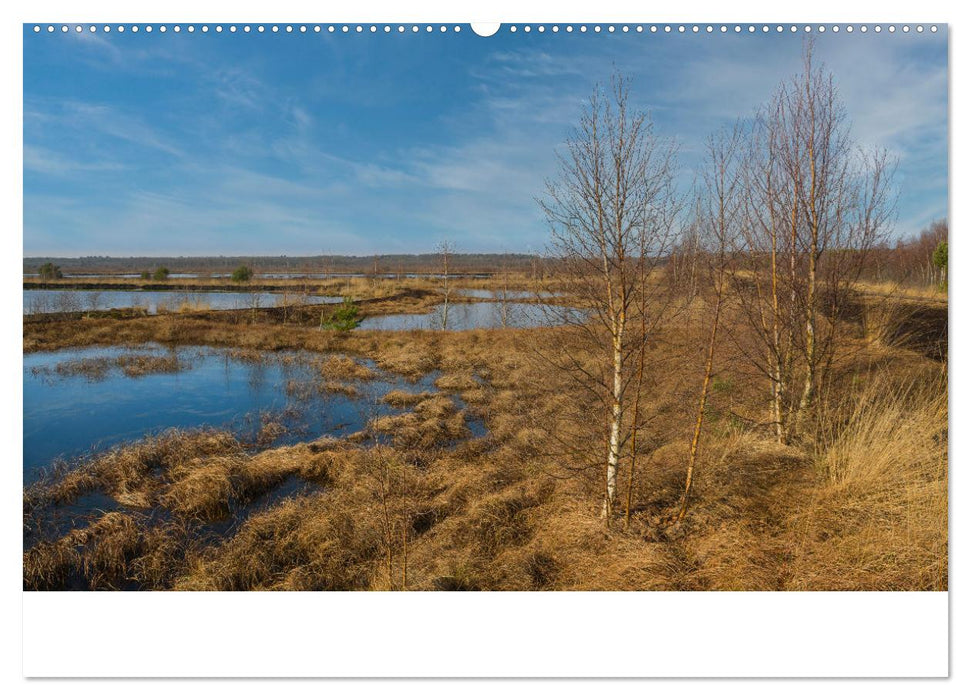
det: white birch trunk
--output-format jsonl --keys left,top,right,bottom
{"left": 603, "top": 333, "right": 624, "bottom": 518}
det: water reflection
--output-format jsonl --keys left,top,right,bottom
{"left": 23, "top": 290, "right": 344, "bottom": 315}
{"left": 357, "top": 302, "right": 583, "bottom": 331}
{"left": 22, "top": 345, "right": 437, "bottom": 483}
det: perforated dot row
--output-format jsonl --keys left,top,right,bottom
{"left": 30, "top": 24, "right": 942, "bottom": 35}
{"left": 513, "top": 24, "right": 937, "bottom": 34}
{"left": 31, "top": 24, "right": 466, "bottom": 34}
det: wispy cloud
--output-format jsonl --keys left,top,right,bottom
{"left": 26, "top": 99, "right": 187, "bottom": 160}
{"left": 24, "top": 145, "right": 127, "bottom": 176}
{"left": 23, "top": 29, "right": 947, "bottom": 255}
{"left": 210, "top": 68, "right": 268, "bottom": 111}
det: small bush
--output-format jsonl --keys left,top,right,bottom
{"left": 37, "top": 262, "right": 63, "bottom": 280}
{"left": 933, "top": 241, "right": 947, "bottom": 291}
{"left": 231, "top": 266, "right": 254, "bottom": 283}
{"left": 321, "top": 297, "right": 361, "bottom": 331}
{"left": 153, "top": 266, "right": 170, "bottom": 281}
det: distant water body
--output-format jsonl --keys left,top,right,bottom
{"left": 23, "top": 289, "right": 343, "bottom": 314}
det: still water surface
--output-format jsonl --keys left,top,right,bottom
{"left": 23, "top": 345, "right": 441, "bottom": 483}
{"left": 23, "top": 289, "right": 343, "bottom": 314}
{"left": 357, "top": 302, "right": 581, "bottom": 331}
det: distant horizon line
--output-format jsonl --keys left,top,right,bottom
{"left": 23, "top": 252, "right": 543, "bottom": 261}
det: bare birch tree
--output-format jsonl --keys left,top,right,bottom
{"left": 731, "top": 41, "right": 895, "bottom": 442}
{"left": 437, "top": 240, "right": 453, "bottom": 330}
{"left": 497, "top": 252, "right": 512, "bottom": 328}
{"left": 731, "top": 96, "right": 800, "bottom": 443}
{"left": 675, "top": 124, "right": 745, "bottom": 522}
{"left": 361, "top": 446, "right": 422, "bottom": 590}
{"left": 540, "top": 74, "right": 679, "bottom": 519}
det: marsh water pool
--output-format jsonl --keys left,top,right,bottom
{"left": 23, "top": 289, "right": 344, "bottom": 314}
{"left": 24, "top": 272, "right": 494, "bottom": 280}
{"left": 453, "top": 289, "right": 564, "bottom": 300}
{"left": 23, "top": 344, "right": 473, "bottom": 483}
{"left": 357, "top": 302, "right": 582, "bottom": 331}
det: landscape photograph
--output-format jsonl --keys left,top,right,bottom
{"left": 22, "top": 23, "right": 948, "bottom": 592}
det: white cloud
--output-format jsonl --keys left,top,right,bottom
{"left": 23, "top": 32, "right": 947, "bottom": 253}
{"left": 23, "top": 145, "right": 126, "bottom": 175}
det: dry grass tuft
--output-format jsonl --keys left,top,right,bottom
{"left": 370, "top": 395, "right": 470, "bottom": 449}
{"left": 238, "top": 447, "right": 307, "bottom": 497}
{"left": 319, "top": 355, "right": 375, "bottom": 381}
{"left": 370, "top": 337, "right": 440, "bottom": 378}
{"left": 117, "top": 353, "right": 182, "bottom": 377}
{"left": 460, "top": 387, "right": 491, "bottom": 406}
{"left": 23, "top": 538, "right": 81, "bottom": 590}
{"left": 433, "top": 373, "right": 480, "bottom": 392}
{"left": 861, "top": 297, "right": 917, "bottom": 350}
{"left": 256, "top": 420, "right": 288, "bottom": 446}
{"left": 131, "top": 520, "right": 198, "bottom": 589}
{"left": 57, "top": 357, "right": 112, "bottom": 380}
{"left": 458, "top": 482, "right": 552, "bottom": 555}
{"left": 380, "top": 389, "right": 434, "bottom": 407}
{"left": 161, "top": 456, "right": 240, "bottom": 520}
{"left": 76, "top": 512, "right": 144, "bottom": 588}
{"left": 175, "top": 494, "right": 381, "bottom": 591}
{"left": 787, "top": 375, "right": 948, "bottom": 590}
{"left": 30, "top": 352, "right": 183, "bottom": 381}
{"left": 322, "top": 380, "right": 359, "bottom": 397}
{"left": 225, "top": 347, "right": 265, "bottom": 363}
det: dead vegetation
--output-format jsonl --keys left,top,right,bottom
{"left": 319, "top": 354, "right": 376, "bottom": 381}
{"left": 23, "top": 290, "right": 947, "bottom": 591}
{"left": 117, "top": 353, "right": 182, "bottom": 377}
{"left": 381, "top": 389, "right": 435, "bottom": 407}
{"left": 369, "top": 395, "right": 470, "bottom": 449}
{"left": 787, "top": 372, "right": 948, "bottom": 590}
{"left": 31, "top": 351, "right": 184, "bottom": 381}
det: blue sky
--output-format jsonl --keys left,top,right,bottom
{"left": 23, "top": 25, "right": 948, "bottom": 256}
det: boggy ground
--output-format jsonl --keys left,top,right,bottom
{"left": 22, "top": 271, "right": 550, "bottom": 298}
{"left": 23, "top": 296, "right": 948, "bottom": 591}
{"left": 22, "top": 282, "right": 562, "bottom": 327}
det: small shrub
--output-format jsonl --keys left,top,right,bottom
{"left": 153, "top": 266, "right": 170, "bottom": 281}
{"left": 231, "top": 265, "right": 254, "bottom": 283}
{"left": 38, "top": 262, "right": 63, "bottom": 280}
{"left": 933, "top": 241, "right": 947, "bottom": 291}
{"left": 321, "top": 297, "right": 361, "bottom": 331}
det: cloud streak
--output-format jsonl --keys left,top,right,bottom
{"left": 23, "top": 28, "right": 947, "bottom": 255}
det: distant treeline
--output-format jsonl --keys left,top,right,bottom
{"left": 23, "top": 253, "right": 544, "bottom": 276}
{"left": 864, "top": 219, "right": 948, "bottom": 287}
{"left": 24, "top": 220, "right": 946, "bottom": 286}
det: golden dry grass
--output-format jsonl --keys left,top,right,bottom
{"left": 23, "top": 290, "right": 948, "bottom": 591}
{"left": 786, "top": 373, "right": 948, "bottom": 590}
{"left": 117, "top": 353, "right": 182, "bottom": 377}
{"left": 381, "top": 389, "right": 435, "bottom": 407}
{"left": 433, "top": 372, "right": 481, "bottom": 392}
{"left": 856, "top": 279, "right": 947, "bottom": 302}
{"left": 319, "top": 354, "right": 376, "bottom": 381}
{"left": 29, "top": 352, "right": 183, "bottom": 381}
